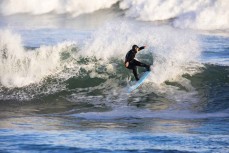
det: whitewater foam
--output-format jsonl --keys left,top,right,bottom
{"left": 0, "top": 29, "right": 78, "bottom": 88}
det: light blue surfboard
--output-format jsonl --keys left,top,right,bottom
{"left": 127, "top": 71, "right": 151, "bottom": 93}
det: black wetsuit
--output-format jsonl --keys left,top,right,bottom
{"left": 125, "top": 46, "right": 150, "bottom": 81}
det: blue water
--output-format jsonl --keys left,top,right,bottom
{"left": 0, "top": 4, "right": 229, "bottom": 153}
{"left": 1, "top": 112, "right": 229, "bottom": 153}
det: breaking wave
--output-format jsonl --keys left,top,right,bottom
{"left": 0, "top": 23, "right": 228, "bottom": 117}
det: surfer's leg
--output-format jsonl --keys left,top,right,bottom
{"left": 145, "top": 64, "right": 150, "bottom": 71}
{"left": 127, "top": 60, "right": 139, "bottom": 81}
{"left": 132, "top": 67, "right": 139, "bottom": 81}
{"left": 133, "top": 60, "right": 150, "bottom": 71}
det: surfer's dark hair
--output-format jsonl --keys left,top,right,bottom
{"left": 132, "top": 45, "right": 139, "bottom": 50}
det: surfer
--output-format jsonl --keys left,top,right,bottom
{"left": 125, "top": 45, "right": 150, "bottom": 81}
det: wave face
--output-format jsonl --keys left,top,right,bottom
{"left": 0, "top": 0, "right": 229, "bottom": 30}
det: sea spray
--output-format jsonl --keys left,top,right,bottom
{"left": 82, "top": 21, "right": 202, "bottom": 84}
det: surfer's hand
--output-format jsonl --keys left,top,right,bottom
{"left": 144, "top": 45, "right": 147, "bottom": 48}
{"left": 125, "top": 62, "right": 129, "bottom": 67}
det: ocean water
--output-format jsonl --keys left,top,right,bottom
{"left": 0, "top": 1, "right": 229, "bottom": 153}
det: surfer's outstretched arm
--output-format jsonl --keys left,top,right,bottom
{"left": 138, "top": 46, "right": 146, "bottom": 51}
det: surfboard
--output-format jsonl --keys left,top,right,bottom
{"left": 127, "top": 71, "right": 151, "bottom": 93}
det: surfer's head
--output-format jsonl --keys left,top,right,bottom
{"left": 132, "top": 45, "right": 139, "bottom": 52}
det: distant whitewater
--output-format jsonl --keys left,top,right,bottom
{"left": 0, "top": 0, "right": 228, "bottom": 30}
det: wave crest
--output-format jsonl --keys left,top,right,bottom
{"left": 0, "top": 29, "right": 78, "bottom": 88}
